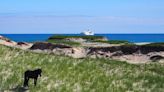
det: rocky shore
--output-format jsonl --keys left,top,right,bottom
{"left": 0, "top": 35, "right": 33, "bottom": 50}
{"left": 1, "top": 35, "right": 164, "bottom": 64}
{"left": 29, "top": 42, "right": 164, "bottom": 64}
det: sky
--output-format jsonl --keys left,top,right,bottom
{"left": 0, "top": 0, "right": 164, "bottom": 34}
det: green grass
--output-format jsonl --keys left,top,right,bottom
{"left": 47, "top": 39, "right": 81, "bottom": 46}
{"left": 0, "top": 45, "right": 164, "bottom": 92}
{"left": 93, "top": 40, "right": 132, "bottom": 44}
{"left": 48, "top": 35, "right": 105, "bottom": 41}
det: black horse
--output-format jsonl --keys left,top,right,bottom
{"left": 23, "top": 69, "right": 42, "bottom": 87}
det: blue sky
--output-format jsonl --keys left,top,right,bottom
{"left": 0, "top": 0, "right": 164, "bottom": 34}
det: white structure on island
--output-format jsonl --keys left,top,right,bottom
{"left": 81, "top": 29, "right": 94, "bottom": 36}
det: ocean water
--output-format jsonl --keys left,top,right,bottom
{"left": 1, "top": 34, "right": 164, "bottom": 43}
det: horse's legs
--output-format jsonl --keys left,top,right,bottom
{"left": 24, "top": 77, "right": 29, "bottom": 87}
{"left": 26, "top": 78, "right": 29, "bottom": 86}
{"left": 34, "top": 78, "right": 38, "bottom": 86}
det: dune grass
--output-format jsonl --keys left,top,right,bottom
{"left": 0, "top": 45, "right": 164, "bottom": 92}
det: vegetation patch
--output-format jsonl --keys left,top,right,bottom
{"left": 47, "top": 40, "right": 81, "bottom": 46}
{"left": 93, "top": 40, "right": 132, "bottom": 44}
{"left": 48, "top": 35, "right": 105, "bottom": 41}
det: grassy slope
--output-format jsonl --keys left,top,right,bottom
{"left": 0, "top": 45, "right": 164, "bottom": 92}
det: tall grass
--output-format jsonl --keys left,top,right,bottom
{"left": 0, "top": 45, "right": 164, "bottom": 92}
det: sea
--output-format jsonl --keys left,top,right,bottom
{"left": 1, "top": 34, "right": 164, "bottom": 43}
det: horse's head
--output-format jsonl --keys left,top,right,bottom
{"left": 36, "top": 69, "right": 42, "bottom": 77}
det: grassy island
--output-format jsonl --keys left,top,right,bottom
{"left": 47, "top": 35, "right": 108, "bottom": 46}
{"left": 47, "top": 35, "right": 133, "bottom": 46}
{"left": 48, "top": 35, "right": 106, "bottom": 41}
